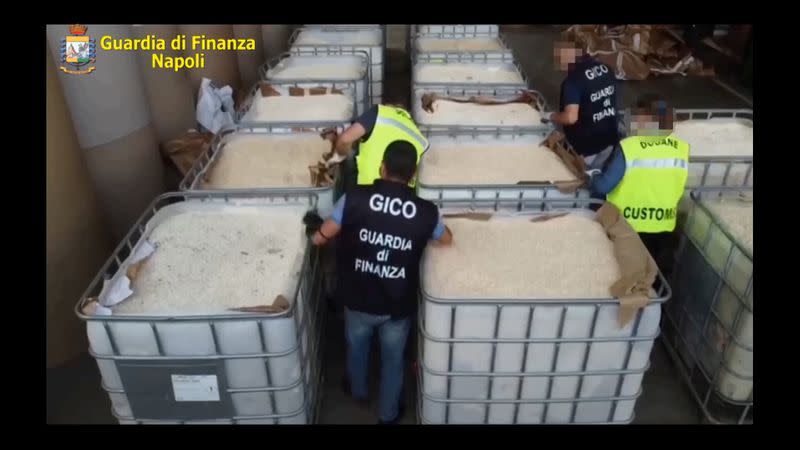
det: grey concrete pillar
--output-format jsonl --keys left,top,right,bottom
{"left": 46, "top": 42, "right": 112, "bottom": 368}
{"left": 132, "top": 24, "right": 197, "bottom": 146}
{"left": 262, "top": 25, "right": 293, "bottom": 63}
{"left": 233, "top": 25, "right": 265, "bottom": 90}
{"left": 46, "top": 24, "right": 165, "bottom": 242}
{"left": 179, "top": 24, "right": 242, "bottom": 97}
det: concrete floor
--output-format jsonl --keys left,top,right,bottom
{"left": 47, "top": 25, "right": 751, "bottom": 425}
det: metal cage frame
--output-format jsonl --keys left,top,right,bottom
{"left": 414, "top": 197, "right": 672, "bottom": 424}
{"left": 661, "top": 187, "right": 753, "bottom": 425}
{"left": 415, "top": 126, "right": 588, "bottom": 205}
{"left": 75, "top": 191, "right": 327, "bottom": 424}
{"left": 289, "top": 26, "right": 385, "bottom": 105}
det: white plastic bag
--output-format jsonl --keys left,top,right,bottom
{"left": 196, "top": 77, "right": 235, "bottom": 134}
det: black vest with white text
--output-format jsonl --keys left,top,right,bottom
{"left": 336, "top": 179, "right": 439, "bottom": 318}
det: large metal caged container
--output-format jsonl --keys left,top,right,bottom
{"left": 236, "top": 81, "right": 358, "bottom": 126}
{"left": 409, "top": 25, "right": 501, "bottom": 61}
{"left": 179, "top": 122, "right": 343, "bottom": 218}
{"left": 412, "top": 59, "right": 528, "bottom": 96}
{"left": 416, "top": 126, "right": 589, "bottom": 208}
{"left": 416, "top": 197, "right": 671, "bottom": 424}
{"left": 412, "top": 34, "right": 515, "bottom": 64}
{"left": 412, "top": 86, "right": 547, "bottom": 131}
{"left": 259, "top": 51, "right": 371, "bottom": 116}
{"left": 411, "top": 25, "right": 500, "bottom": 39}
{"left": 661, "top": 187, "right": 753, "bottom": 424}
{"left": 75, "top": 191, "right": 326, "bottom": 424}
{"left": 290, "top": 26, "right": 385, "bottom": 105}
{"left": 675, "top": 109, "right": 753, "bottom": 189}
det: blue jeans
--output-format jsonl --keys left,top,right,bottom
{"left": 344, "top": 307, "right": 411, "bottom": 422}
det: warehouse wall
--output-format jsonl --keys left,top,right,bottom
{"left": 261, "top": 25, "right": 294, "bottom": 63}
{"left": 132, "top": 25, "right": 196, "bottom": 147}
{"left": 233, "top": 25, "right": 265, "bottom": 91}
{"left": 46, "top": 45, "right": 112, "bottom": 368}
{"left": 179, "top": 25, "right": 242, "bottom": 99}
{"left": 46, "top": 24, "right": 165, "bottom": 242}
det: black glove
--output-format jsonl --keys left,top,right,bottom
{"left": 302, "top": 211, "right": 324, "bottom": 237}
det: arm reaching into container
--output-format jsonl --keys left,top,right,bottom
{"left": 430, "top": 215, "right": 453, "bottom": 246}
{"left": 309, "top": 196, "right": 346, "bottom": 246}
{"left": 544, "top": 76, "right": 580, "bottom": 126}
{"left": 546, "top": 104, "right": 579, "bottom": 126}
{"left": 324, "top": 106, "right": 379, "bottom": 167}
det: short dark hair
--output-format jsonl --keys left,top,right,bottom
{"left": 635, "top": 93, "right": 666, "bottom": 111}
{"left": 382, "top": 140, "right": 418, "bottom": 182}
{"left": 633, "top": 93, "right": 673, "bottom": 130}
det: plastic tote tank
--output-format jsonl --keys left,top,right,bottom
{"left": 260, "top": 51, "right": 371, "bottom": 116}
{"left": 661, "top": 188, "right": 753, "bottom": 424}
{"left": 417, "top": 198, "right": 671, "bottom": 424}
{"left": 410, "top": 25, "right": 500, "bottom": 56}
{"left": 413, "top": 34, "right": 514, "bottom": 64}
{"left": 411, "top": 25, "right": 500, "bottom": 39}
{"left": 412, "top": 59, "right": 527, "bottom": 90}
{"left": 236, "top": 82, "right": 358, "bottom": 126}
{"left": 416, "top": 127, "right": 589, "bottom": 209}
{"left": 74, "top": 191, "right": 325, "bottom": 424}
{"left": 673, "top": 109, "right": 753, "bottom": 189}
{"left": 413, "top": 87, "right": 549, "bottom": 132}
{"left": 178, "top": 123, "right": 342, "bottom": 218}
{"left": 289, "top": 27, "right": 385, "bottom": 105}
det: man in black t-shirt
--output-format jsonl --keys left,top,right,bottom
{"left": 544, "top": 40, "right": 622, "bottom": 170}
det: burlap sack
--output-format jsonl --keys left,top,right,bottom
{"left": 595, "top": 50, "right": 652, "bottom": 81}
{"left": 420, "top": 90, "right": 546, "bottom": 114}
{"left": 564, "top": 24, "right": 710, "bottom": 80}
{"left": 163, "top": 130, "right": 214, "bottom": 176}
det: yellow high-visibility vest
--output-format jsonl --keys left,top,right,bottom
{"left": 606, "top": 134, "right": 690, "bottom": 233}
{"left": 356, "top": 105, "right": 428, "bottom": 186}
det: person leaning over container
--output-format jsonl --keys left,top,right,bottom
{"left": 304, "top": 141, "right": 453, "bottom": 425}
{"left": 543, "top": 39, "right": 622, "bottom": 171}
{"left": 585, "top": 94, "right": 689, "bottom": 267}
{"left": 322, "top": 103, "right": 429, "bottom": 191}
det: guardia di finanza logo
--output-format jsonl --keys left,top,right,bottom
{"left": 60, "top": 24, "right": 97, "bottom": 75}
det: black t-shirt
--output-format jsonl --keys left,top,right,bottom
{"left": 559, "top": 56, "right": 621, "bottom": 156}
{"left": 354, "top": 105, "right": 379, "bottom": 141}
{"left": 335, "top": 179, "right": 440, "bottom": 318}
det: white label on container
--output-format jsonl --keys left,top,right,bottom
{"left": 171, "top": 375, "right": 220, "bottom": 402}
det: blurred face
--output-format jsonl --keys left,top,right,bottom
{"left": 554, "top": 41, "right": 582, "bottom": 71}
{"left": 630, "top": 106, "right": 674, "bottom": 135}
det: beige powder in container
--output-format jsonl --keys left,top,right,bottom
{"left": 423, "top": 215, "right": 621, "bottom": 299}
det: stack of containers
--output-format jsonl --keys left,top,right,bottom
{"left": 75, "top": 191, "right": 325, "bottom": 424}
{"left": 410, "top": 24, "right": 581, "bottom": 205}
{"left": 673, "top": 109, "right": 753, "bottom": 190}
{"left": 409, "top": 26, "right": 668, "bottom": 424}
{"left": 662, "top": 188, "right": 753, "bottom": 424}
{"left": 660, "top": 108, "right": 754, "bottom": 425}
{"left": 259, "top": 50, "right": 371, "bottom": 116}
{"left": 410, "top": 25, "right": 588, "bottom": 206}
{"left": 75, "top": 25, "right": 380, "bottom": 424}
{"left": 288, "top": 26, "right": 386, "bottom": 105}
{"left": 409, "top": 24, "right": 529, "bottom": 126}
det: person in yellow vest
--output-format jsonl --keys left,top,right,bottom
{"left": 586, "top": 95, "right": 689, "bottom": 263}
{"left": 323, "top": 104, "right": 429, "bottom": 190}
